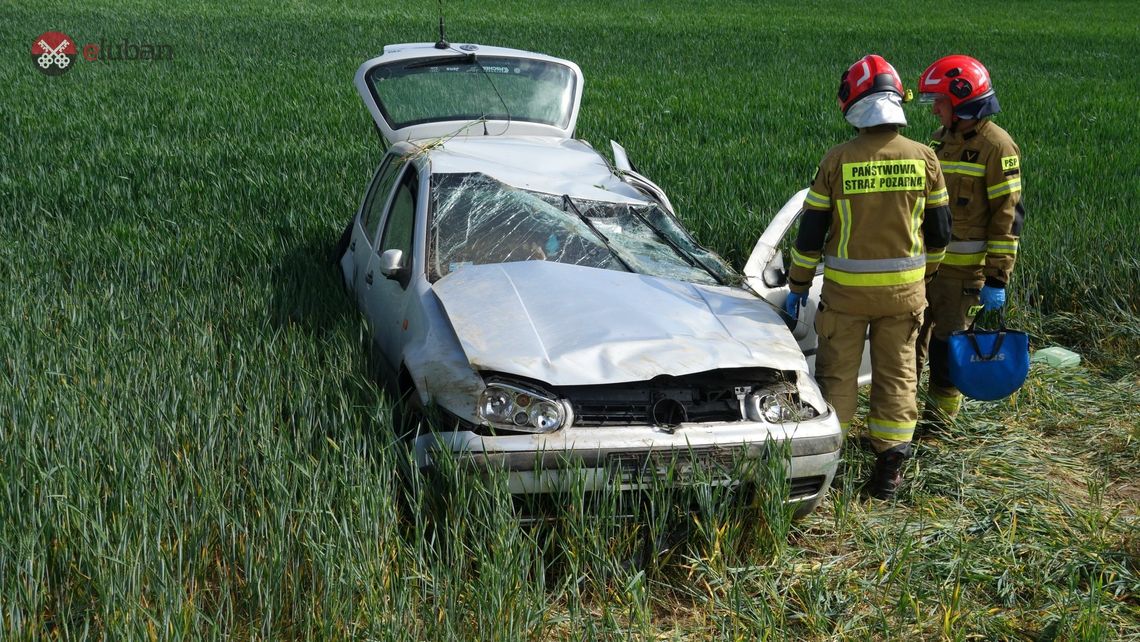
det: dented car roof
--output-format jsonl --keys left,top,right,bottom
{"left": 398, "top": 136, "right": 651, "bottom": 203}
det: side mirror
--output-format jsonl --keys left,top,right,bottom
{"left": 762, "top": 249, "right": 788, "bottom": 288}
{"left": 379, "top": 249, "right": 405, "bottom": 279}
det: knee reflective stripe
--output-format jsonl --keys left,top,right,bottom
{"left": 868, "top": 418, "right": 917, "bottom": 442}
{"left": 805, "top": 189, "right": 831, "bottom": 209}
{"left": 941, "top": 161, "right": 985, "bottom": 177}
{"left": 790, "top": 247, "right": 820, "bottom": 270}
{"left": 987, "top": 239, "right": 1019, "bottom": 255}
{"left": 987, "top": 178, "right": 1022, "bottom": 199}
{"left": 930, "top": 391, "right": 962, "bottom": 416}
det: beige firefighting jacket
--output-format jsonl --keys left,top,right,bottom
{"left": 789, "top": 126, "right": 952, "bottom": 316}
{"left": 928, "top": 119, "right": 1023, "bottom": 286}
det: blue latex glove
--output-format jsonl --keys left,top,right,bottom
{"left": 980, "top": 285, "right": 1006, "bottom": 311}
{"left": 784, "top": 291, "right": 808, "bottom": 320}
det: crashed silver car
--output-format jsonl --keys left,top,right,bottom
{"left": 336, "top": 42, "right": 849, "bottom": 514}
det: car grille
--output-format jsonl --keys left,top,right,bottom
{"left": 789, "top": 475, "right": 826, "bottom": 500}
{"left": 606, "top": 446, "right": 744, "bottom": 483}
{"left": 558, "top": 368, "right": 792, "bottom": 428}
{"left": 605, "top": 448, "right": 827, "bottom": 499}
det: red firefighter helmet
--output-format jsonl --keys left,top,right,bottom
{"left": 918, "top": 55, "right": 1001, "bottom": 119}
{"left": 837, "top": 54, "right": 905, "bottom": 115}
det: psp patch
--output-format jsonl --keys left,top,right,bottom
{"left": 1001, "top": 155, "right": 1020, "bottom": 171}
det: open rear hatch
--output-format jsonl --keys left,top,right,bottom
{"left": 355, "top": 43, "right": 584, "bottom": 145}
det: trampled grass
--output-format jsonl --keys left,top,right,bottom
{"left": 2, "top": 0, "right": 1138, "bottom": 639}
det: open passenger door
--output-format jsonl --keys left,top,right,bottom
{"left": 744, "top": 190, "right": 872, "bottom": 384}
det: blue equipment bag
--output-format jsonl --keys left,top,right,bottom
{"left": 947, "top": 311, "right": 1030, "bottom": 401}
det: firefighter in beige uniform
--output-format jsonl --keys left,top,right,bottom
{"left": 785, "top": 54, "right": 952, "bottom": 499}
{"left": 914, "top": 55, "right": 1024, "bottom": 428}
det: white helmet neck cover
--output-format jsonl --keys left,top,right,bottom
{"left": 844, "top": 92, "right": 907, "bottom": 129}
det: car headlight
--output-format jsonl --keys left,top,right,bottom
{"left": 477, "top": 383, "right": 572, "bottom": 433}
{"left": 745, "top": 383, "right": 820, "bottom": 424}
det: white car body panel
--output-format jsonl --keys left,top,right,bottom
{"left": 433, "top": 261, "right": 808, "bottom": 386}
{"left": 423, "top": 137, "right": 648, "bottom": 204}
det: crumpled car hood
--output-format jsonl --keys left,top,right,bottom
{"left": 432, "top": 262, "right": 808, "bottom": 386}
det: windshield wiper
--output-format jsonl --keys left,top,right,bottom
{"left": 628, "top": 206, "right": 726, "bottom": 285}
{"left": 562, "top": 195, "right": 634, "bottom": 273}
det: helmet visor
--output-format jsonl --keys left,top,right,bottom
{"left": 918, "top": 92, "right": 940, "bottom": 104}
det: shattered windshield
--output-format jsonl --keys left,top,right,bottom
{"left": 366, "top": 56, "right": 576, "bottom": 130}
{"left": 428, "top": 173, "right": 738, "bottom": 286}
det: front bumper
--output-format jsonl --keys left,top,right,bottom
{"left": 412, "top": 407, "right": 842, "bottom": 507}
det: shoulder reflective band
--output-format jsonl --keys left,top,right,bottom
{"left": 867, "top": 417, "right": 917, "bottom": 442}
{"left": 941, "top": 161, "right": 986, "bottom": 177}
{"left": 909, "top": 197, "right": 925, "bottom": 256}
{"left": 943, "top": 240, "right": 986, "bottom": 266}
{"left": 1001, "top": 155, "right": 1020, "bottom": 171}
{"left": 823, "top": 255, "right": 926, "bottom": 287}
{"left": 841, "top": 159, "right": 926, "bottom": 194}
{"left": 988, "top": 177, "right": 1022, "bottom": 199}
{"left": 790, "top": 247, "right": 820, "bottom": 270}
{"left": 987, "top": 239, "right": 1019, "bottom": 255}
{"left": 804, "top": 189, "right": 831, "bottom": 209}
{"left": 927, "top": 187, "right": 949, "bottom": 207}
{"left": 836, "top": 199, "right": 852, "bottom": 259}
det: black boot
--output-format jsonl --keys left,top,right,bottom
{"left": 865, "top": 443, "right": 911, "bottom": 500}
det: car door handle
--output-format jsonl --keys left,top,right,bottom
{"left": 365, "top": 271, "right": 374, "bottom": 285}
{"left": 350, "top": 240, "right": 356, "bottom": 251}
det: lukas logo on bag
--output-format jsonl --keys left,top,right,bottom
{"left": 970, "top": 352, "right": 1005, "bottom": 363}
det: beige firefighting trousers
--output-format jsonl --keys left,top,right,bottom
{"left": 915, "top": 275, "right": 983, "bottom": 420}
{"left": 815, "top": 305, "right": 924, "bottom": 452}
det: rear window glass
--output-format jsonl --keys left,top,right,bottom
{"left": 367, "top": 56, "right": 576, "bottom": 130}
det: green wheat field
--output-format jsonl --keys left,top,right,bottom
{"left": 2, "top": 0, "right": 1138, "bottom": 639}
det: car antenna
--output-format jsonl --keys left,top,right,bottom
{"left": 434, "top": 0, "right": 449, "bottom": 49}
